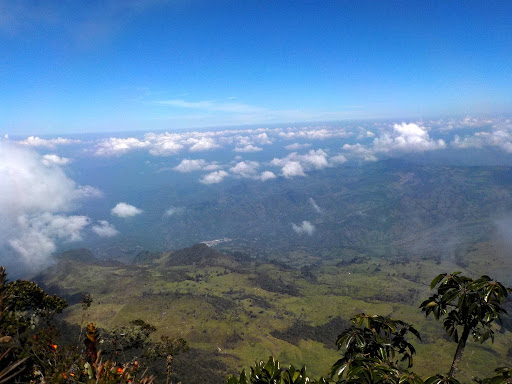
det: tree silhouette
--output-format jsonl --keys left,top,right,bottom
{"left": 420, "top": 272, "right": 511, "bottom": 378}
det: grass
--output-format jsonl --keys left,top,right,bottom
{"left": 39, "top": 241, "right": 512, "bottom": 383}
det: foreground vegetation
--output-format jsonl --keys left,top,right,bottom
{"left": 2, "top": 253, "right": 512, "bottom": 383}
{"left": 31, "top": 242, "right": 512, "bottom": 382}
{"left": 227, "top": 273, "right": 512, "bottom": 384}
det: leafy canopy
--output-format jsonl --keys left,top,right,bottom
{"left": 420, "top": 272, "right": 511, "bottom": 343}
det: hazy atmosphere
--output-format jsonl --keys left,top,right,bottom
{"left": 2, "top": 2, "right": 512, "bottom": 383}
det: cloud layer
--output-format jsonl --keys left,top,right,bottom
{"left": 0, "top": 142, "right": 100, "bottom": 268}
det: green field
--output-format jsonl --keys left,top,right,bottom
{"left": 35, "top": 241, "right": 512, "bottom": 383}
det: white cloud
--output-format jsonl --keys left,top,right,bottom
{"left": 148, "top": 137, "right": 184, "bottom": 156}
{"left": 342, "top": 143, "right": 378, "bottom": 162}
{"left": 356, "top": 130, "right": 375, "bottom": 139}
{"left": 234, "top": 144, "right": 263, "bottom": 153}
{"left": 84, "top": 126, "right": 353, "bottom": 158}
{"left": 173, "top": 159, "right": 221, "bottom": 172}
{"left": 42, "top": 154, "right": 70, "bottom": 166}
{"left": 9, "top": 213, "right": 91, "bottom": 265}
{"left": 174, "top": 159, "right": 208, "bottom": 173}
{"left": 0, "top": 143, "right": 98, "bottom": 268}
{"left": 0, "top": 142, "right": 98, "bottom": 215}
{"left": 373, "top": 122, "right": 446, "bottom": 153}
{"left": 308, "top": 198, "right": 323, "bottom": 214}
{"left": 341, "top": 122, "right": 446, "bottom": 161}
{"left": 285, "top": 143, "right": 311, "bottom": 151}
{"left": 188, "top": 137, "right": 220, "bottom": 152}
{"left": 17, "top": 136, "right": 80, "bottom": 148}
{"left": 94, "top": 137, "right": 150, "bottom": 156}
{"left": 281, "top": 161, "right": 306, "bottom": 178}
{"left": 259, "top": 171, "right": 277, "bottom": 181}
{"left": 200, "top": 170, "right": 229, "bottom": 184}
{"left": 436, "top": 116, "right": 496, "bottom": 132}
{"left": 278, "top": 127, "right": 350, "bottom": 140}
{"left": 292, "top": 221, "right": 315, "bottom": 236}
{"left": 253, "top": 133, "right": 273, "bottom": 145}
{"left": 330, "top": 154, "right": 347, "bottom": 164}
{"left": 74, "top": 185, "right": 103, "bottom": 199}
{"left": 111, "top": 202, "right": 143, "bottom": 218}
{"left": 451, "top": 124, "right": 512, "bottom": 153}
{"left": 230, "top": 161, "right": 260, "bottom": 177}
{"left": 91, "top": 220, "right": 119, "bottom": 238}
{"left": 271, "top": 150, "right": 330, "bottom": 170}
{"left": 298, "top": 149, "right": 330, "bottom": 169}
{"left": 271, "top": 149, "right": 330, "bottom": 177}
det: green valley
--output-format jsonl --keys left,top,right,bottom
{"left": 33, "top": 241, "right": 512, "bottom": 383}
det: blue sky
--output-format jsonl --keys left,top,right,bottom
{"left": 1, "top": 0, "right": 511, "bottom": 135}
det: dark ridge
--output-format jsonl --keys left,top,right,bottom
{"left": 133, "top": 250, "right": 161, "bottom": 264}
{"left": 270, "top": 317, "right": 349, "bottom": 348}
{"left": 249, "top": 273, "right": 300, "bottom": 296}
{"left": 54, "top": 248, "right": 126, "bottom": 267}
{"left": 30, "top": 278, "right": 87, "bottom": 306}
{"left": 166, "top": 243, "right": 229, "bottom": 266}
{"left": 54, "top": 248, "right": 97, "bottom": 263}
{"left": 170, "top": 348, "right": 232, "bottom": 384}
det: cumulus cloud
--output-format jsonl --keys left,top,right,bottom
{"left": 234, "top": 144, "right": 262, "bottom": 153}
{"left": 271, "top": 149, "right": 330, "bottom": 177}
{"left": 292, "top": 221, "right": 315, "bottom": 236}
{"left": 285, "top": 143, "right": 311, "bottom": 151}
{"left": 451, "top": 122, "right": 512, "bottom": 153}
{"left": 0, "top": 143, "right": 98, "bottom": 216}
{"left": 91, "top": 220, "right": 119, "bottom": 238}
{"left": 373, "top": 122, "right": 446, "bottom": 153}
{"left": 253, "top": 133, "right": 273, "bottom": 145}
{"left": 82, "top": 126, "right": 357, "bottom": 158}
{"left": 9, "top": 213, "right": 91, "bottom": 265}
{"left": 174, "top": 159, "right": 209, "bottom": 173}
{"left": 0, "top": 143, "right": 100, "bottom": 268}
{"left": 230, "top": 161, "right": 260, "bottom": 178}
{"left": 281, "top": 161, "right": 306, "bottom": 178}
{"left": 357, "top": 130, "right": 375, "bottom": 139}
{"left": 74, "top": 185, "right": 103, "bottom": 199}
{"left": 111, "top": 202, "right": 143, "bottom": 218}
{"left": 330, "top": 154, "right": 347, "bottom": 164}
{"left": 342, "top": 143, "right": 378, "bottom": 162}
{"left": 17, "top": 136, "right": 80, "bottom": 148}
{"left": 42, "top": 154, "right": 70, "bottom": 166}
{"left": 200, "top": 170, "right": 229, "bottom": 184}
{"left": 272, "top": 149, "right": 330, "bottom": 170}
{"left": 342, "top": 122, "right": 446, "bottom": 162}
{"left": 259, "top": 171, "right": 277, "bottom": 181}
{"left": 188, "top": 137, "right": 220, "bottom": 152}
{"left": 149, "top": 139, "right": 184, "bottom": 156}
{"left": 278, "top": 127, "right": 350, "bottom": 140}
{"left": 94, "top": 137, "right": 150, "bottom": 156}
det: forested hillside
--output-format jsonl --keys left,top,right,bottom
{"left": 1, "top": 241, "right": 508, "bottom": 383}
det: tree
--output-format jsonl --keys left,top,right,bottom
{"left": 330, "top": 313, "right": 423, "bottom": 384}
{"left": 420, "top": 272, "right": 511, "bottom": 378}
{"left": 1, "top": 277, "right": 67, "bottom": 338}
{"left": 225, "top": 356, "right": 328, "bottom": 384}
